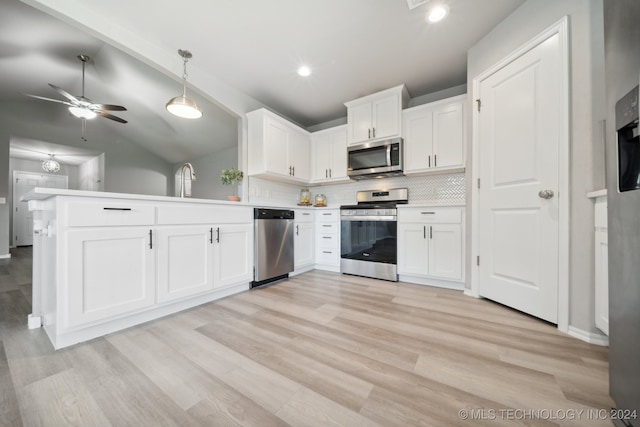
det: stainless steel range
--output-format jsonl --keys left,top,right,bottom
{"left": 340, "top": 188, "right": 408, "bottom": 281}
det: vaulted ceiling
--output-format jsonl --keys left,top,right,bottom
{"left": 1, "top": 0, "right": 525, "bottom": 164}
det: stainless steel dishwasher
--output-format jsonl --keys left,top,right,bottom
{"left": 251, "top": 208, "right": 295, "bottom": 288}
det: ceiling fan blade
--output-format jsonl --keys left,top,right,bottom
{"left": 48, "top": 83, "right": 79, "bottom": 103}
{"left": 24, "top": 93, "right": 73, "bottom": 106}
{"left": 97, "top": 110, "right": 128, "bottom": 124}
{"left": 90, "top": 104, "right": 127, "bottom": 111}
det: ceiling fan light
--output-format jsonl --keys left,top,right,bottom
{"left": 42, "top": 155, "right": 61, "bottom": 173}
{"left": 69, "top": 106, "right": 97, "bottom": 120}
{"left": 166, "top": 95, "right": 203, "bottom": 119}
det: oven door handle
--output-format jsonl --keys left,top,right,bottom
{"left": 386, "top": 145, "right": 392, "bottom": 166}
{"left": 340, "top": 215, "right": 397, "bottom": 221}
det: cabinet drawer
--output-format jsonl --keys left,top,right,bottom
{"left": 317, "top": 222, "right": 338, "bottom": 234}
{"left": 157, "top": 205, "right": 252, "bottom": 225}
{"left": 295, "top": 210, "right": 314, "bottom": 223}
{"left": 67, "top": 202, "right": 155, "bottom": 227}
{"left": 398, "top": 208, "right": 462, "bottom": 224}
{"left": 316, "top": 210, "right": 339, "bottom": 222}
{"left": 317, "top": 234, "right": 339, "bottom": 249}
{"left": 316, "top": 249, "right": 339, "bottom": 265}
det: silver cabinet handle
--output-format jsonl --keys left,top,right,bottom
{"left": 209, "top": 227, "right": 213, "bottom": 244}
{"left": 372, "top": 127, "right": 376, "bottom": 138}
{"left": 368, "top": 129, "right": 371, "bottom": 139}
{"left": 423, "top": 225, "right": 426, "bottom": 239}
{"left": 103, "top": 207, "right": 131, "bottom": 211}
{"left": 434, "top": 154, "right": 437, "bottom": 167}
{"left": 149, "top": 230, "right": 153, "bottom": 249}
{"left": 421, "top": 212, "right": 435, "bottom": 215}
{"left": 430, "top": 226, "right": 433, "bottom": 239}
{"left": 296, "top": 225, "right": 299, "bottom": 236}
{"left": 538, "top": 190, "right": 554, "bottom": 199}
{"left": 329, "top": 168, "right": 332, "bottom": 178}
{"left": 216, "top": 227, "right": 220, "bottom": 243}
{"left": 428, "top": 155, "right": 431, "bottom": 167}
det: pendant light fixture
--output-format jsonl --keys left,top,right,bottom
{"left": 42, "top": 154, "right": 61, "bottom": 173}
{"left": 166, "top": 49, "right": 203, "bottom": 119}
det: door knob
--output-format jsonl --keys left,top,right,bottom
{"left": 538, "top": 189, "right": 554, "bottom": 199}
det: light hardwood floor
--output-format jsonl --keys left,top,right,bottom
{"left": 0, "top": 247, "right": 614, "bottom": 426}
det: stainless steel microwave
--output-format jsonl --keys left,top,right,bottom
{"left": 347, "top": 138, "right": 404, "bottom": 180}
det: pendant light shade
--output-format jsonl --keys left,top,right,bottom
{"left": 166, "top": 49, "right": 203, "bottom": 119}
{"left": 42, "top": 155, "right": 61, "bottom": 173}
{"left": 166, "top": 95, "right": 203, "bottom": 119}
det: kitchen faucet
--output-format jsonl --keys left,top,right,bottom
{"left": 179, "top": 163, "right": 196, "bottom": 198}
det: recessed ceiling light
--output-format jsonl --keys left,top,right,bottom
{"left": 297, "top": 65, "right": 311, "bottom": 77}
{"left": 426, "top": 4, "right": 449, "bottom": 23}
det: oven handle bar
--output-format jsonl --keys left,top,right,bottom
{"left": 340, "top": 215, "right": 397, "bottom": 221}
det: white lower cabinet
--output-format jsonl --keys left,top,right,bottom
{"left": 67, "top": 227, "right": 156, "bottom": 327}
{"left": 315, "top": 209, "right": 340, "bottom": 270}
{"left": 157, "top": 223, "right": 253, "bottom": 302}
{"left": 590, "top": 191, "right": 608, "bottom": 336}
{"left": 294, "top": 210, "right": 315, "bottom": 271}
{"left": 214, "top": 223, "right": 253, "bottom": 288}
{"left": 39, "top": 195, "right": 254, "bottom": 349}
{"left": 156, "top": 226, "right": 214, "bottom": 303}
{"left": 398, "top": 207, "right": 464, "bottom": 287}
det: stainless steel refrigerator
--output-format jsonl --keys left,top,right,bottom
{"left": 604, "top": 1, "right": 640, "bottom": 425}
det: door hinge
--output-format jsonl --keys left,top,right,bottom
{"left": 477, "top": 178, "right": 480, "bottom": 189}
{"left": 477, "top": 256, "right": 480, "bottom": 266}
{"left": 475, "top": 99, "right": 481, "bottom": 112}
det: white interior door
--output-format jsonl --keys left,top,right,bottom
{"left": 477, "top": 32, "right": 562, "bottom": 324}
{"left": 13, "top": 171, "right": 68, "bottom": 246}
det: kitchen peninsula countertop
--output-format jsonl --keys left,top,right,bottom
{"left": 22, "top": 188, "right": 341, "bottom": 209}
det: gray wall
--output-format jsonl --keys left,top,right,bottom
{"left": 173, "top": 145, "right": 238, "bottom": 200}
{"left": 0, "top": 102, "right": 174, "bottom": 256}
{"left": 467, "top": 0, "right": 607, "bottom": 333}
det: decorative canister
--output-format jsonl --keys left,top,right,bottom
{"left": 314, "top": 194, "right": 327, "bottom": 207}
{"left": 297, "top": 188, "right": 312, "bottom": 206}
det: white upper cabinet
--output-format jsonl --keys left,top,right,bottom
{"left": 403, "top": 95, "right": 466, "bottom": 174}
{"left": 310, "top": 125, "right": 348, "bottom": 183}
{"left": 247, "top": 108, "right": 310, "bottom": 183}
{"left": 344, "top": 85, "right": 409, "bottom": 145}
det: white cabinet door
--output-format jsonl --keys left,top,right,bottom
{"left": 311, "top": 126, "right": 348, "bottom": 182}
{"left": 156, "top": 226, "right": 214, "bottom": 303}
{"left": 372, "top": 93, "right": 400, "bottom": 140}
{"left": 214, "top": 223, "right": 253, "bottom": 288}
{"left": 403, "top": 108, "right": 434, "bottom": 172}
{"left": 290, "top": 129, "right": 310, "bottom": 182}
{"left": 433, "top": 102, "right": 464, "bottom": 169}
{"left": 66, "top": 227, "right": 155, "bottom": 327}
{"left": 294, "top": 221, "right": 315, "bottom": 268}
{"left": 594, "top": 229, "right": 609, "bottom": 335}
{"left": 428, "top": 224, "right": 463, "bottom": 281}
{"left": 346, "top": 86, "right": 406, "bottom": 145}
{"left": 311, "top": 132, "right": 332, "bottom": 181}
{"left": 397, "top": 223, "right": 429, "bottom": 276}
{"left": 329, "top": 128, "right": 348, "bottom": 180}
{"left": 264, "top": 116, "right": 290, "bottom": 177}
{"left": 402, "top": 96, "right": 465, "bottom": 174}
{"left": 347, "top": 102, "right": 372, "bottom": 144}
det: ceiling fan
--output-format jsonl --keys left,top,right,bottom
{"left": 25, "top": 54, "right": 127, "bottom": 141}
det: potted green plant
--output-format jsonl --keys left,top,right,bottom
{"left": 220, "top": 168, "right": 243, "bottom": 201}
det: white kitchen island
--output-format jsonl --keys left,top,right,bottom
{"left": 24, "top": 188, "right": 254, "bottom": 349}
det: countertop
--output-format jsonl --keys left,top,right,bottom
{"left": 397, "top": 201, "right": 466, "bottom": 208}
{"left": 22, "top": 188, "right": 341, "bottom": 209}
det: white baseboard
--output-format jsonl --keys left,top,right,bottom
{"left": 398, "top": 274, "right": 464, "bottom": 291}
{"left": 463, "top": 289, "right": 480, "bottom": 298}
{"left": 567, "top": 326, "right": 609, "bottom": 346}
{"left": 0, "top": 253, "right": 11, "bottom": 259}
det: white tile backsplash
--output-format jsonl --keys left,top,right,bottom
{"left": 247, "top": 173, "right": 465, "bottom": 207}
